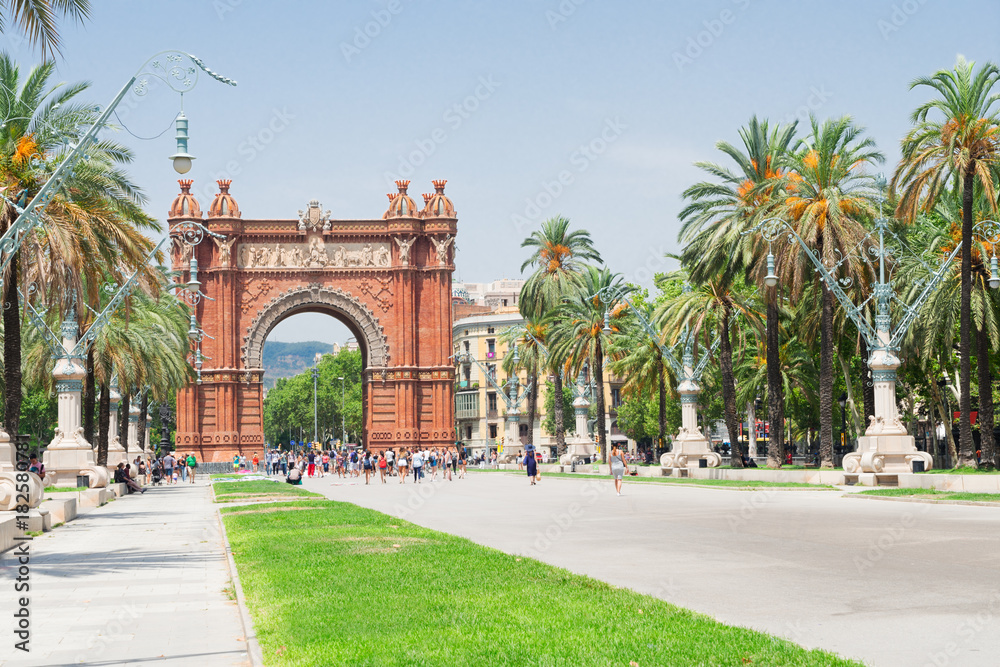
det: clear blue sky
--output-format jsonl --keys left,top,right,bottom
{"left": 14, "top": 0, "right": 1000, "bottom": 341}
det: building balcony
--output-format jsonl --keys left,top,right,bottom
{"left": 487, "top": 409, "right": 499, "bottom": 420}
{"left": 455, "top": 390, "right": 480, "bottom": 421}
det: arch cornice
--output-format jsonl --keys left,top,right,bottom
{"left": 241, "top": 283, "right": 389, "bottom": 370}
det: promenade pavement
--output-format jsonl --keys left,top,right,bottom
{"left": 306, "top": 470, "right": 1000, "bottom": 667}
{"left": 0, "top": 479, "right": 249, "bottom": 667}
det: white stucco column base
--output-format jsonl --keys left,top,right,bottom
{"left": 660, "top": 381, "right": 721, "bottom": 468}
{"left": 0, "top": 429, "right": 43, "bottom": 511}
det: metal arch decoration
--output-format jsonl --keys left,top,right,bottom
{"left": 169, "top": 220, "right": 227, "bottom": 247}
{"left": 502, "top": 324, "right": 594, "bottom": 402}
{"left": 133, "top": 51, "right": 237, "bottom": 98}
{"left": 455, "top": 351, "right": 532, "bottom": 413}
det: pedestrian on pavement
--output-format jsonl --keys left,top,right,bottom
{"left": 378, "top": 451, "right": 388, "bottom": 483}
{"left": 163, "top": 452, "right": 176, "bottom": 484}
{"left": 363, "top": 450, "right": 374, "bottom": 484}
{"left": 610, "top": 443, "right": 628, "bottom": 496}
{"left": 397, "top": 450, "right": 408, "bottom": 483}
{"left": 186, "top": 452, "right": 197, "bottom": 483}
{"left": 525, "top": 450, "right": 538, "bottom": 485}
{"left": 178, "top": 454, "right": 188, "bottom": 482}
{"left": 412, "top": 449, "right": 423, "bottom": 483}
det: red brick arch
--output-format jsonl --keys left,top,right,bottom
{"left": 170, "top": 180, "right": 457, "bottom": 462}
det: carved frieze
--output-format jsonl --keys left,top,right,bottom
{"left": 237, "top": 240, "right": 391, "bottom": 269}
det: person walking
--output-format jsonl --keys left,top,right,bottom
{"left": 186, "top": 452, "right": 198, "bottom": 483}
{"left": 378, "top": 452, "right": 388, "bottom": 483}
{"left": 363, "top": 451, "right": 374, "bottom": 485}
{"left": 411, "top": 449, "right": 423, "bottom": 483}
{"left": 178, "top": 454, "right": 188, "bottom": 483}
{"left": 610, "top": 443, "right": 628, "bottom": 496}
{"left": 163, "top": 452, "right": 176, "bottom": 484}
{"left": 525, "top": 450, "right": 538, "bottom": 486}
{"left": 397, "top": 450, "right": 408, "bottom": 483}
{"left": 307, "top": 450, "right": 316, "bottom": 478}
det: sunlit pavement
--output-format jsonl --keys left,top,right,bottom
{"left": 305, "top": 470, "right": 1000, "bottom": 667}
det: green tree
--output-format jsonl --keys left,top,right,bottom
{"left": 892, "top": 56, "right": 1000, "bottom": 467}
{"left": 0, "top": 1, "right": 91, "bottom": 57}
{"left": 777, "top": 115, "right": 884, "bottom": 468}
{"left": 519, "top": 216, "right": 602, "bottom": 455}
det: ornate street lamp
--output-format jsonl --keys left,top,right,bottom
{"left": 746, "top": 206, "right": 1000, "bottom": 477}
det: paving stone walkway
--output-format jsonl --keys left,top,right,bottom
{"left": 0, "top": 480, "right": 249, "bottom": 666}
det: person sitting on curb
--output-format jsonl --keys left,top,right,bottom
{"left": 115, "top": 463, "right": 145, "bottom": 494}
{"left": 286, "top": 465, "right": 303, "bottom": 485}
{"left": 28, "top": 456, "right": 45, "bottom": 481}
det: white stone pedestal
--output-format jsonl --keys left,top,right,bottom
{"left": 842, "top": 347, "right": 932, "bottom": 476}
{"left": 0, "top": 429, "right": 43, "bottom": 511}
{"left": 41, "top": 321, "right": 109, "bottom": 488}
{"left": 660, "top": 380, "right": 721, "bottom": 468}
{"left": 559, "top": 397, "right": 598, "bottom": 464}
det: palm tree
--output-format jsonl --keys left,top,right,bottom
{"left": 0, "top": 54, "right": 158, "bottom": 436}
{"left": 892, "top": 56, "right": 1000, "bottom": 467}
{"left": 0, "top": 1, "right": 91, "bottom": 57}
{"left": 776, "top": 115, "right": 884, "bottom": 468}
{"left": 548, "top": 266, "right": 627, "bottom": 462}
{"left": 520, "top": 216, "right": 602, "bottom": 454}
{"left": 499, "top": 319, "right": 545, "bottom": 451}
{"left": 679, "top": 116, "right": 798, "bottom": 470}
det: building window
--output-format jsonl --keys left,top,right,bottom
{"left": 611, "top": 387, "right": 622, "bottom": 409}
{"left": 489, "top": 423, "right": 498, "bottom": 439}
{"left": 465, "top": 425, "right": 472, "bottom": 439}
{"left": 486, "top": 339, "right": 496, "bottom": 359}
{"left": 464, "top": 330, "right": 469, "bottom": 336}
{"left": 488, "top": 392, "right": 497, "bottom": 412}
{"left": 487, "top": 327, "right": 495, "bottom": 334}
{"left": 502, "top": 298, "right": 508, "bottom": 307}
{"left": 463, "top": 340, "right": 470, "bottom": 352}
{"left": 487, "top": 364, "right": 496, "bottom": 384}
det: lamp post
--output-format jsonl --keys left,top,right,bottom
{"left": 838, "top": 392, "right": 848, "bottom": 466}
{"left": 746, "top": 203, "right": 1000, "bottom": 477}
{"left": 311, "top": 366, "right": 319, "bottom": 445}
{"left": 590, "top": 285, "right": 723, "bottom": 469}
{"left": 456, "top": 348, "right": 532, "bottom": 461}
{"left": 158, "top": 404, "right": 173, "bottom": 456}
{"left": 337, "top": 376, "right": 346, "bottom": 446}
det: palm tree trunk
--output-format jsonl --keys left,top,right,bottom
{"left": 958, "top": 169, "right": 976, "bottom": 466}
{"left": 526, "top": 370, "right": 538, "bottom": 448}
{"left": 819, "top": 282, "right": 835, "bottom": 468}
{"left": 595, "top": 344, "right": 607, "bottom": 464}
{"left": 97, "top": 383, "right": 110, "bottom": 465}
{"left": 719, "top": 307, "right": 743, "bottom": 470}
{"left": 657, "top": 359, "right": 666, "bottom": 459}
{"left": 3, "top": 252, "right": 20, "bottom": 436}
{"left": 766, "top": 289, "right": 784, "bottom": 468}
{"left": 553, "top": 371, "right": 566, "bottom": 455}
{"left": 859, "top": 334, "right": 875, "bottom": 424}
{"left": 977, "top": 320, "right": 995, "bottom": 468}
{"left": 137, "top": 391, "right": 149, "bottom": 454}
{"left": 118, "top": 391, "right": 130, "bottom": 453}
{"left": 83, "top": 349, "right": 95, "bottom": 444}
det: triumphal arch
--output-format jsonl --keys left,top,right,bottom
{"left": 168, "top": 178, "right": 457, "bottom": 462}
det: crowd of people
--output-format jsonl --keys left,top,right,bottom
{"left": 244, "top": 447, "right": 472, "bottom": 486}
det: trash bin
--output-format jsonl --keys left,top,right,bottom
{"left": 76, "top": 474, "right": 90, "bottom": 488}
{"left": 698, "top": 458, "right": 708, "bottom": 468}
{"left": 912, "top": 460, "right": 925, "bottom": 473}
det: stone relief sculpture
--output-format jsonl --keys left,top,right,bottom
{"left": 237, "top": 241, "right": 390, "bottom": 269}
{"left": 431, "top": 234, "right": 454, "bottom": 266}
{"left": 213, "top": 235, "right": 236, "bottom": 267}
{"left": 394, "top": 236, "right": 416, "bottom": 266}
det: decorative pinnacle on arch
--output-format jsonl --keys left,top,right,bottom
{"left": 395, "top": 180, "right": 410, "bottom": 193}
{"left": 432, "top": 179, "right": 447, "bottom": 193}
{"left": 178, "top": 179, "right": 193, "bottom": 193}
{"left": 217, "top": 179, "right": 232, "bottom": 193}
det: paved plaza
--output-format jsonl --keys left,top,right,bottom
{"left": 0, "top": 482, "right": 249, "bottom": 667}
{"left": 307, "top": 472, "right": 1000, "bottom": 667}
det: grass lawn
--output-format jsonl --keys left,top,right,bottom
{"left": 519, "top": 472, "right": 835, "bottom": 489}
{"left": 211, "top": 480, "right": 322, "bottom": 503}
{"left": 44, "top": 485, "right": 88, "bottom": 492}
{"left": 222, "top": 500, "right": 861, "bottom": 666}
{"left": 922, "top": 466, "right": 1000, "bottom": 475}
{"left": 857, "top": 488, "right": 1000, "bottom": 503}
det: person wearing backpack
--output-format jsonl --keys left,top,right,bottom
{"left": 378, "top": 451, "right": 388, "bottom": 483}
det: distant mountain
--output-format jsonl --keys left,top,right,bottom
{"left": 262, "top": 341, "right": 334, "bottom": 389}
